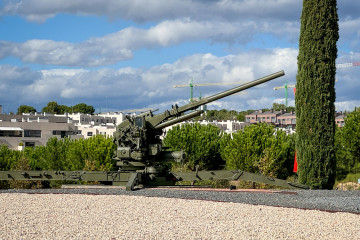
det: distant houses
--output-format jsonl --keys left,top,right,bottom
{"left": 245, "top": 109, "right": 345, "bottom": 128}
{"left": 0, "top": 111, "right": 125, "bottom": 150}
{"left": 245, "top": 109, "right": 296, "bottom": 128}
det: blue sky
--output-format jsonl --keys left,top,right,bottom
{"left": 0, "top": 0, "right": 359, "bottom": 114}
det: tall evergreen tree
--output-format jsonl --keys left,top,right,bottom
{"left": 295, "top": 0, "right": 339, "bottom": 189}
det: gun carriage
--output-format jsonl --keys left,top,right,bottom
{"left": 0, "top": 71, "right": 309, "bottom": 190}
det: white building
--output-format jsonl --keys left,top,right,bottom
{"left": 163, "top": 120, "right": 249, "bottom": 136}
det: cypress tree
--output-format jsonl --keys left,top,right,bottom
{"left": 295, "top": 0, "right": 339, "bottom": 189}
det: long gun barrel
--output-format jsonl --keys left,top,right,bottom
{"left": 149, "top": 70, "right": 285, "bottom": 128}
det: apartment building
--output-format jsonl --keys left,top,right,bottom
{"left": 245, "top": 110, "right": 283, "bottom": 124}
{"left": 200, "top": 120, "right": 249, "bottom": 133}
{"left": 246, "top": 109, "right": 346, "bottom": 129}
{"left": 0, "top": 113, "right": 81, "bottom": 149}
{"left": 276, "top": 112, "right": 296, "bottom": 127}
{"left": 335, "top": 113, "right": 345, "bottom": 127}
{"left": 65, "top": 112, "right": 123, "bottom": 125}
{"left": 76, "top": 124, "right": 116, "bottom": 139}
{"left": 0, "top": 111, "right": 127, "bottom": 149}
{"left": 68, "top": 112, "right": 123, "bottom": 139}
{"left": 163, "top": 120, "right": 249, "bottom": 136}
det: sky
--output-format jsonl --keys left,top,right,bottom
{"left": 0, "top": 0, "right": 359, "bottom": 114}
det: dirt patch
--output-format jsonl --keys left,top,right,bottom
{"left": 336, "top": 182, "right": 360, "bottom": 190}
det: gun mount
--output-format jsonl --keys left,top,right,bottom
{"left": 0, "top": 70, "right": 310, "bottom": 190}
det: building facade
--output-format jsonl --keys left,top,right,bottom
{"left": 245, "top": 109, "right": 345, "bottom": 129}
{"left": 245, "top": 110, "right": 283, "bottom": 124}
{"left": 0, "top": 112, "right": 126, "bottom": 149}
{"left": 335, "top": 113, "right": 345, "bottom": 127}
{"left": 0, "top": 113, "right": 81, "bottom": 149}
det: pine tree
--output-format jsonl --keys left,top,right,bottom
{"left": 295, "top": 0, "right": 339, "bottom": 189}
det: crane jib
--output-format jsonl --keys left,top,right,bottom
{"left": 176, "top": 70, "right": 285, "bottom": 114}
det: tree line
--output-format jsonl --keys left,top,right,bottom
{"left": 16, "top": 102, "right": 95, "bottom": 115}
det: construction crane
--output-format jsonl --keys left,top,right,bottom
{"left": 273, "top": 79, "right": 295, "bottom": 107}
{"left": 173, "top": 79, "right": 247, "bottom": 102}
{"left": 274, "top": 61, "right": 360, "bottom": 107}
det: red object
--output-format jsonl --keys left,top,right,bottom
{"left": 293, "top": 88, "right": 296, "bottom": 95}
{"left": 293, "top": 150, "right": 298, "bottom": 172}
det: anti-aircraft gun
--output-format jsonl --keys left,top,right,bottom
{"left": 0, "top": 71, "right": 309, "bottom": 190}
{"left": 110, "top": 70, "right": 308, "bottom": 190}
{"left": 113, "top": 71, "right": 286, "bottom": 170}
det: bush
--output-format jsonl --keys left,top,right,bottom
{"left": 163, "top": 123, "right": 224, "bottom": 170}
{"left": 221, "top": 123, "right": 274, "bottom": 172}
{"left": 221, "top": 124, "right": 295, "bottom": 179}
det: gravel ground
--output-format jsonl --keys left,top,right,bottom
{"left": 2, "top": 187, "right": 360, "bottom": 213}
{"left": 0, "top": 188, "right": 359, "bottom": 239}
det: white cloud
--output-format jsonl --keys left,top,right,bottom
{"left": 335, "top": 101, "right": 360, "bottom": 112}
{"left": 2, "top": 1, "right": 358, "bottom": 67}
{"left": 1, "top": 48, "right": 359, "bottom": 113}
{"left": 246, "top": 96, "right": 275, "bottom": 110}
{"left": 8, "top": 39, "right": 133, "bottom": 67}
{"left": 0, "top": 65, "right": 42, "bottom": 111}
{"left": 0, "top": 0, "right": 302, "bottom": 23}
{"left": 338, "top": 17, "right": 360, "bottom": 51}
{"left": 0, "top": 48, "right": 299, "bottom": 112}
{"left": 0, "top": 65, "right": 40, "bottom": 84}
{"left": 0, "top": 17, "right": 300, "bottom": 67}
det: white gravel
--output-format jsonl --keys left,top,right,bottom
{"left": 0, "top": 193, "right": 359, "bottom": 240}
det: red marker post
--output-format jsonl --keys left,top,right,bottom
{"left": 293, "top": 150, "right": 298, "bottom": 173}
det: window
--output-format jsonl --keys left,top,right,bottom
{"left": 53, "top": 130, "right": 69, "bottom": 138}
{"left": 24, "top": 130, "right": 41, "bottom": 138}
{"left": 25, "top": 142, "right": 35, "bottom": 148}
{"left": 0, "top": 130, "right": 22, "bottom": 137}
{"left": 87, "top": 132, "right": 93, "bottom": 137}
